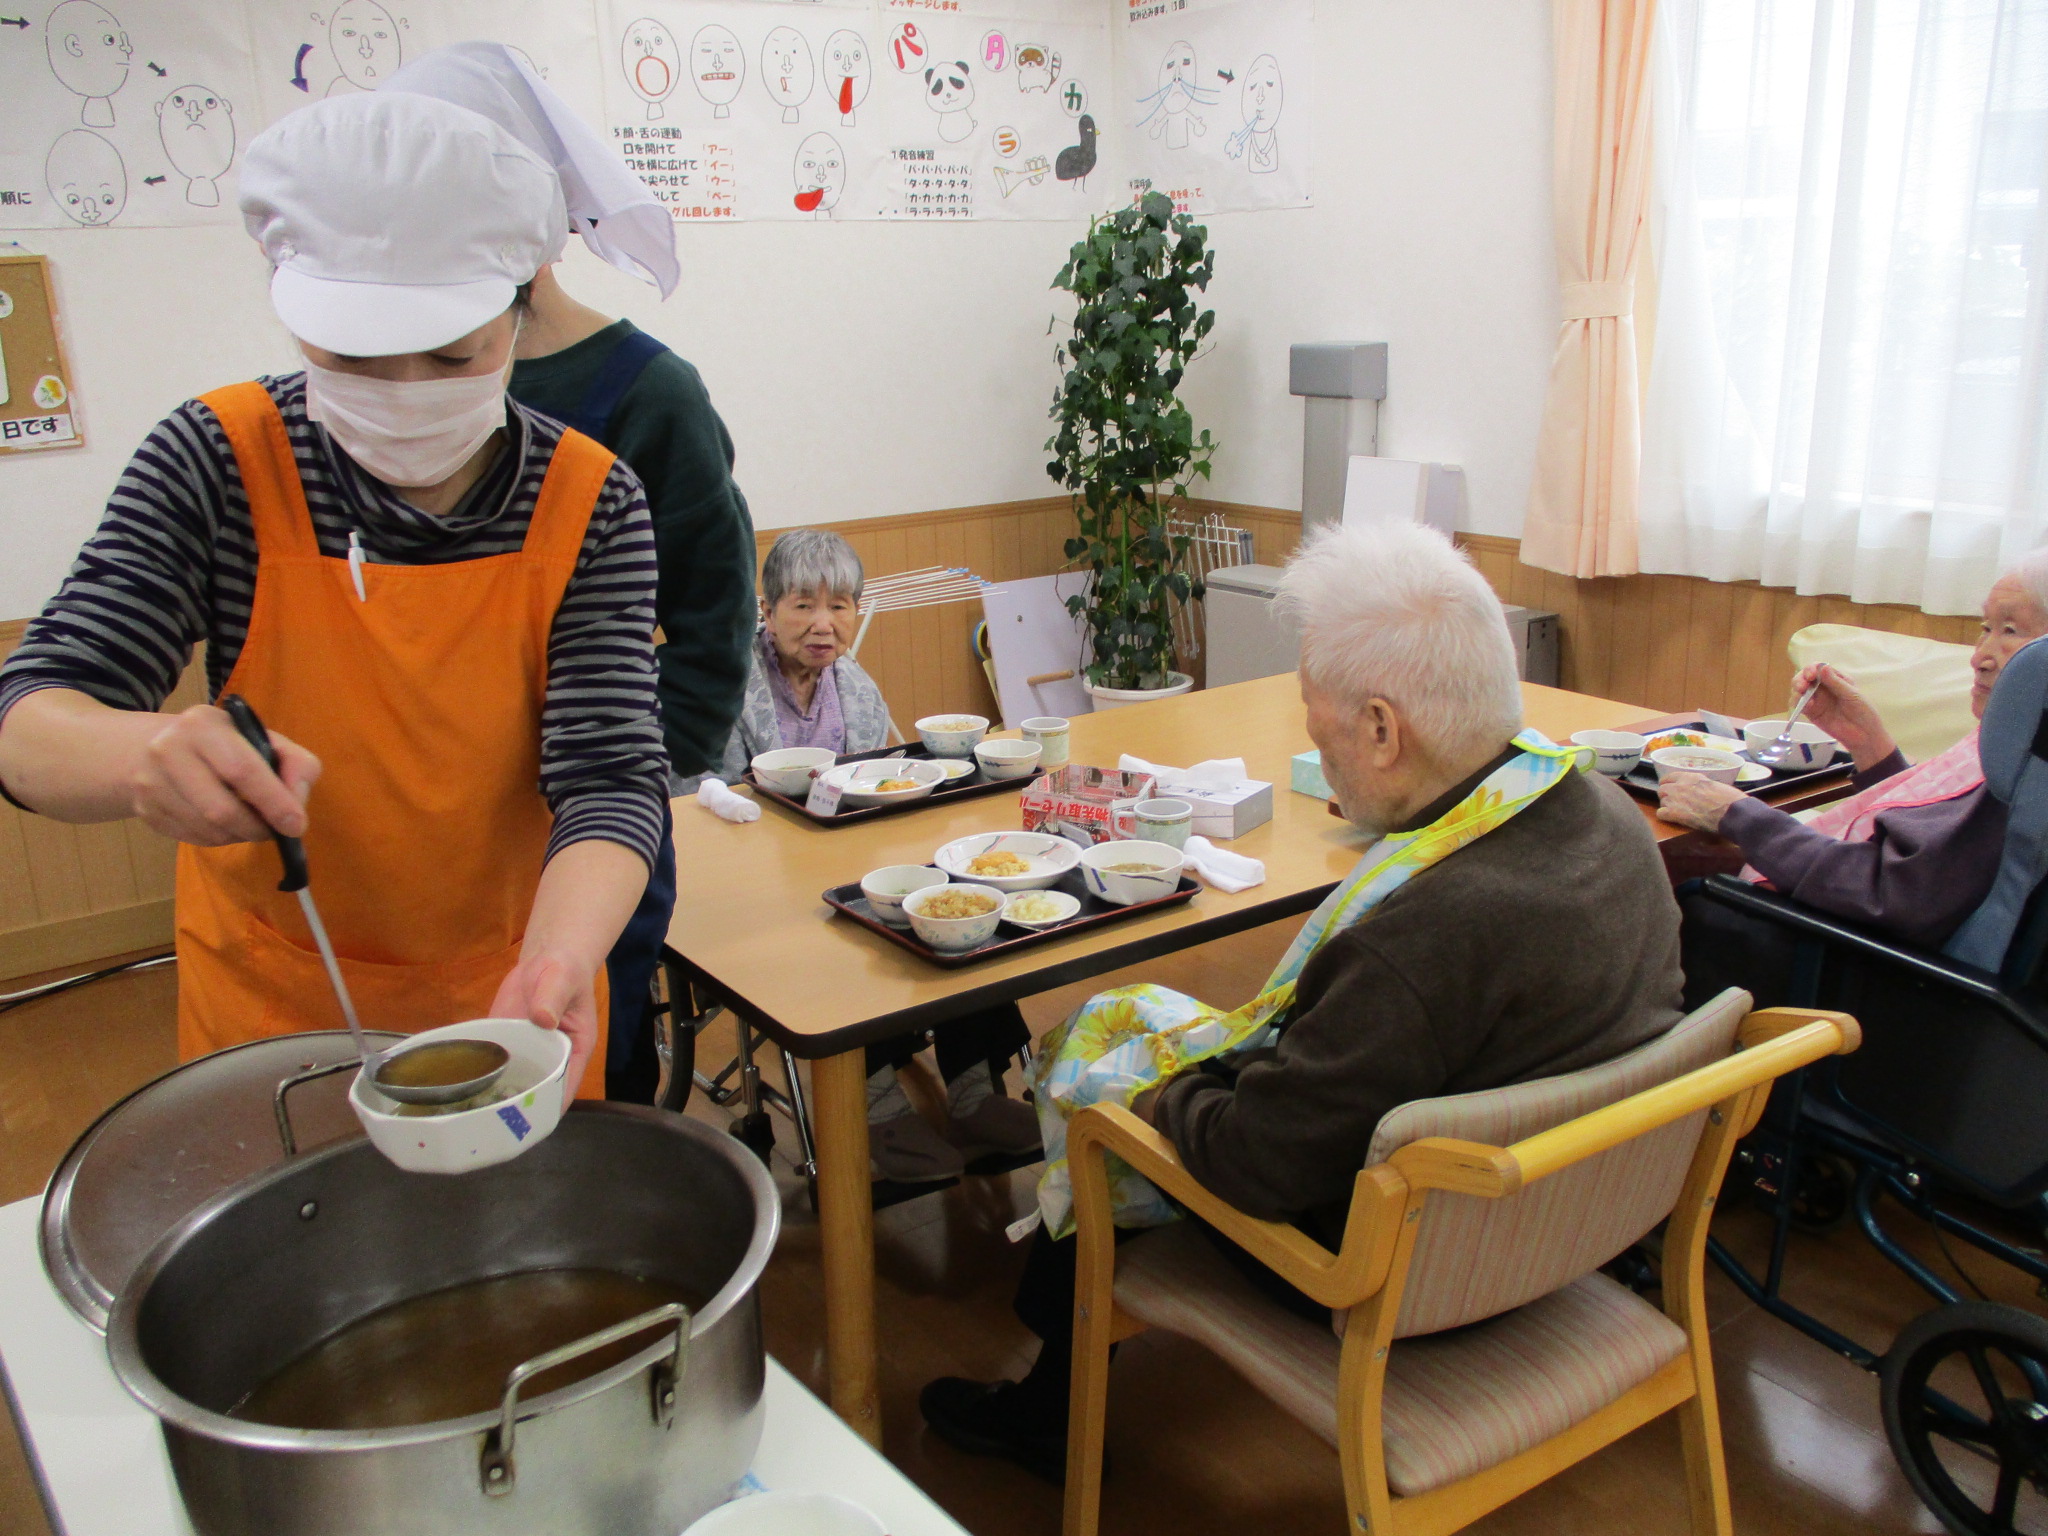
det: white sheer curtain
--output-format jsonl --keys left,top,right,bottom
{"left": 1640, "top": 0, "right": 2048, "bottom": 615}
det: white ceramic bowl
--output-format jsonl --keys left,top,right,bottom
{"left": 350, "top": 1018, "right": 570, "bottom": 1175}
{"left": 1649, "top": 745, "right": 1744, "bottom": 785}
{"left": 903, "top": 883, "right": 1006, "bottom": 952}
{"left": 822, "top": 757, "right": 948, "bottom": 808}
{"left": 1643, "top": 728, "right": 1746, "bottom": 758}
{"left": 1570, "top": 728, "right": 1646, "bottom": 776}
{"left": 1002, "top": 889, "right": 1082, "bottom": 930}
{"left": 973, "top": 738, "right": 1044, "bottom": 781}
{"left": 683, "top": 1493, "right": 887, "bottom": 1536}
{"left": 934, "top": 831, "right": 1080, "bottom": 892}
{"left": 859, "top": 864, "right": 947, "bottom": 926}
{"left": 1078, "top": 840, "right": 1187, "bottom": 906}
{"left": 1742, "top": 718, "right": 1840, "bottom": 771}
{"left": 914, "top": 714, "right": 990, "bottom": 758}
{"left": 750, "top": 746, "right": 838, "bottom": 797}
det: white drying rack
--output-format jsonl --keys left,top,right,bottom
{"left": 850, "top": 565, "right": 996, "bottom": 743}
{"left": 1166, "top": 512, "right": 1256, "bottom": 664}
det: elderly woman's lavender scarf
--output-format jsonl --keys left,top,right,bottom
{"left": 762, "top": 629, "right": 846, "bottom": 754}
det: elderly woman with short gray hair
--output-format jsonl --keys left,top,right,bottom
{"left": 710, "top": 528, "right": 1040, "bottom": 1184}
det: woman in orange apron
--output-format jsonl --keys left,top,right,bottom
{"left": 0, "top": 94, "right": 671, "bottom": 1102}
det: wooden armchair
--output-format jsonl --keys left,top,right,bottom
{"left": 1062, "top": 990, "right": 1861, "bottom": 1536}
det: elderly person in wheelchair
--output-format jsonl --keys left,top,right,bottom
{"left": 709, "top": 527, "right": 1040, "bottom": 1185}
{"left": 919, "top": 521, "right": 1688, "bottom": 1481}
{"left": 1659, "top": 550, "right": 2048, "bottom": 1005}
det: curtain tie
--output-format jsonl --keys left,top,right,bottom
{"left": 1560, "top": 278, "right": 1635, "bottom": 320}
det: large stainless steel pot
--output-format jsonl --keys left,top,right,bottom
{"left": 106, "top": 1103, "right": 780, "bottom": 1536}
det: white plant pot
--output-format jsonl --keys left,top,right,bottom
{"left": 1084, "top": 671, "right": 1196, "bottom": 712}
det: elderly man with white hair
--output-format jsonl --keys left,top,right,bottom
{"left": 920, "top": 522, "right": 1684, "bottom": 1482}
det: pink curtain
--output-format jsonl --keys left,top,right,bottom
{"left": 1522, "top": 0, "right": 1657, "bottom": 579}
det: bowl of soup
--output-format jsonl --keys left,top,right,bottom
{"left": 349, "top": 1017, "right": 571, "bottom": 1174}
{"left": 1077, "top": 840, "right": 1187, "bottom": 907}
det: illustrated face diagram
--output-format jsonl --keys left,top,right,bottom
{"left": 325, "top": 1, "right": 401, "bottom": 94}
{"left": 924, "top": 60, "right": 975, "bottom": 144}
{"left": 1232, "top": 54, "right": 1283, "bottom": 173}
{"left": 1137, "top": 40, "right": 1215, "bottom": 150}
{"left": 45, "top": 129, "right": 126, "bottom": 224}
{"left": 823, "top": 30, "right": 870, "bottom": 126}
{"left": 157, "top": 85, "right": 235, "bottom": 206}
{"left": 1014, "top": 45, "right": 1058, "bottom": 95}
{"left": 792, "top": 132, "right": 844, "bottom": 218}
{"left": 690, "top": 24, "right": 743, "bottom": 119}
{"left": 622, "top": 16, "right": 680, "bottom": 121}
{"left": 761, "top": 27, "right": 814, "bottom": 124}
{"left": 45, "top": 1, "right": 131, "bottom": 128}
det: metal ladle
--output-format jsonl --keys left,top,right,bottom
{"left": 220, "top": 696, "right": 509, "bottom": 1107}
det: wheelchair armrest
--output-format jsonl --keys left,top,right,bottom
{"left": 1695, "top": 874, "right": 2048, "bottom": 1054}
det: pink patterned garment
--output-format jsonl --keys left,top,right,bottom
{"left": 1742, "top": 727, "right": 1984, "bottom": 882}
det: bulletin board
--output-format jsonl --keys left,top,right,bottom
{"left": 0, "top": 253, "right": 81, "bottom": 455}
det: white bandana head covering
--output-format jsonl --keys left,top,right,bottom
{"left": 383, "top": 41, "right": 679, "bottom": 298}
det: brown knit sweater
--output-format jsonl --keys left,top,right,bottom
{"left": 1154, "top": 756, "right": 1684, "bottom": 1243}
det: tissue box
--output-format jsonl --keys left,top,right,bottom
{"left": 1020, "top": 765, "right": 1157, "bottom": 846}
{"left": 1148, "top": 774, "right": 1274, "bottom": 840}
{"left": 1291, "top": 750, "right": 1332, "bottom": 800}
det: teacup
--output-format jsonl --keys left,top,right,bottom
{"left": 1020, "top": 716, "right": 1070, "bottom": 770}
{"left": 1570, "top": 729, "right": 1646, "bottom": 777}
{"left": 1131, "top": 797, "right": 1194, "bottom": 849}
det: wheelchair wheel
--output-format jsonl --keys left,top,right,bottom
{"left": 1881, "top": 1300, "right": 2048, "bottom": 1534}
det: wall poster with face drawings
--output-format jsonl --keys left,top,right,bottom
{"left": 595, "top": 0, "right": 1111, "bottom": 222}
{"left": 1119, "top": 0, "right": 1310, "bottom": 215}
{"left": 0, "top": 0, "right": 259, "bottom": 228}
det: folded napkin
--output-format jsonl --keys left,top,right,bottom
{"left": 1118, "top": 754, "right": 1250, "bottom": 789}
{"left": 1181, "top": 835, "right": 1265, "bottom": 892}
{"left": 696, "top": 778, "right": 760, "bottom": 825}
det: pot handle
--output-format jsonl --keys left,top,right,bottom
{"left": 481, "top": 1301, "right": 691, "bottom": 1498}
{"left": 272, "top": 1059, "right": 362, "bottom": 1157}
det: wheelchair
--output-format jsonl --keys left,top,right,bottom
{"left": 1691, "top": 870, "right": 2048, "bottom": 1535}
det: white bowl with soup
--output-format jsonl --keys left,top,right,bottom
{"left": 750, "top": 745, "right": 838, "bottom": 797}
{"left": 914, "top": 714, "right": 990, "bottom": 758}
{"left": 1078, "top": 840, "right": 1187, "bottom": 906}
{"left": 1648, "top": 745, "right": 1745, "bottom": 785}
{"left": 902, "top": 883, "right": 1006, "bottom": 951}
{"left": 934, "top": 831, "right": 1079, "bottom": 892}
{"left": 972, "top": 738, "right": 1043, "bottom": 781}
{"left": 821, "top": 757, "right": 947, "bottom": 808}
{"left": 349, "top": 1017, "right": 570, "bottom": 1174}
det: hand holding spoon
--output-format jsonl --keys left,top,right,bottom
{"left": 1753, "top": 679, "right": 1824, "bottom": 769}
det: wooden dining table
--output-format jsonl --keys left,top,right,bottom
{"left": 661, "top": 672, "right": 1816, "bottom": 1443}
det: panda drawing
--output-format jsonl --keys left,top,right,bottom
{"left": 923, "top": 60, "right": 975, "bottom": 144}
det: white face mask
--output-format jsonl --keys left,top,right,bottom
{"left": 302, "top": 359, "right": 510, "bottom": 489}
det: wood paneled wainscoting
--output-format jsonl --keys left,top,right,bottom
{"left": 0, "top": 496, "right": 1981, "bottom": 979}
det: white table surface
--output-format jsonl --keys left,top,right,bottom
{"left": 0, "top": 1197, "right": 967, "bottom": 1536}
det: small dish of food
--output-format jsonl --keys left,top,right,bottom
{"left": 903, "top": 882, "right": 1007, "bottom": 952}
{"left": 1741, "top": 718, "right": 1841, "bottom": 771}
{"left": 1002, "top": 889, "right": 1082, "bottom": 930}
{"left": 1735, "top": 762, "right": 1773, "bottom": 785}
{"left": 934, "top": 758, "right": 978, "bottom": 781}
{"left": 821, "top": 757, "right": 947, "bottom": 808}
{"left": 750, "top": 745, "right": 838, "bottom": 797}
{"left": 934, "top": 831, "right": 1080, "bottom": 892}
{"left": 1648, "top": 745, "right": 1745, "bottom": 785}
{"left": 1078, "top": 840, "right": 1187, "bottom": 907}
{"left": 972, "top": 738, "right": 1043, "bottom": 782}
{"left": 859, "top": 864, "right": 947, "bottom": 926}
{"left": 915, "top": 714, "right": 990, "bottom": 758}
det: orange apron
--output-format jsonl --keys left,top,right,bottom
{"left": 175, "top": 382, "right": 610, "bottom": 1098}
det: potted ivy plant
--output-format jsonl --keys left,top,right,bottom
{"left": 1047, "top": 190, "right": 1217, "bottom": 710}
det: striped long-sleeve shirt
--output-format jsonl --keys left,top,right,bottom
{"left": 0, "top": 373, "right": 669, "bottom": 871}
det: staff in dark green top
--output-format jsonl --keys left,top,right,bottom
{"left": 385, "top": 42, "right": 756, "bottom": 1101}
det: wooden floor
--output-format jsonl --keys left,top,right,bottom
{"left": 0, "top": 929, "right": 2009, "bottom": 1536}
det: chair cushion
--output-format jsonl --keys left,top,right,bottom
{"left": 1115, "top": 1223, "right": 1687, "bottom": 1497}
{"left": 1787, "top": 623, "right": 1975, "bottom": 765}
{"left": 1364, "top": 988, "right": 1749, "bottom": 1336}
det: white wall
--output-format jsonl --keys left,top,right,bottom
{"left": 0, "top": 2, "right": 1555, "bottom": 620}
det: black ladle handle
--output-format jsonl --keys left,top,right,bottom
{"left": 219, "top": 694, "right": 309, "bottom": 893}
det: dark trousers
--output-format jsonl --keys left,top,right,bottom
{"left": 1677, "top": 886, "right": 1805, "bottom": 1012}
{"left": 605, "top": 801, "right": 678, "bottom": 1103}
{"left": 865, "top": 1003, "right": 1032, "bottom": 1086}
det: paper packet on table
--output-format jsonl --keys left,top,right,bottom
{"left": 1116, "top": 755, "right": 1274, "bottom": 840}
{"left": 1019, "top": 765, "right": 1158, "bottom": 848}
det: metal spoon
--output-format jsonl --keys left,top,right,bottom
{"left": 220, "top": 696, "right": 509, "bottom": 1108}
{"left": 1753, "top": 679, "right": 1823, "bottom": 769}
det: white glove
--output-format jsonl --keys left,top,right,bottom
{"left": 696, "top": 779, "right": 760, "bottom": 825}
{"left": 1181, "top": 835, "right": 1265, "bottom": 892}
